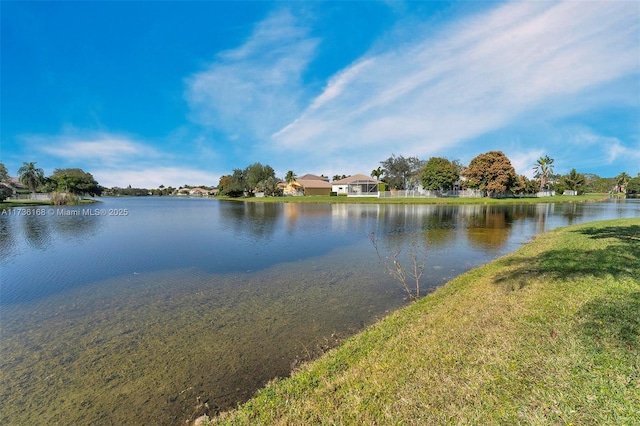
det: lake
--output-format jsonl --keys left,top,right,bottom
{"left": 1, "top": 197, "right": 638, "bottom": 425}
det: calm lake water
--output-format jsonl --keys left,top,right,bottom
{"left": 1, "top": 197, "right": 638, "bottom": 425}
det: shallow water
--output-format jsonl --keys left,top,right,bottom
{"left": 1, "top": 197, "right": 638, "bottom": 424}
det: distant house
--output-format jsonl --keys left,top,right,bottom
{"left": 332, "top": 174, "right": 380, "bottom": 197}
{"left": 177, "top": 187, "right": 210, "bottom": 196}
{"left": 188, "top": 187, "right": 210, "bottom": 196}
{"left": 284, "top": 174, "right": 332, "bottom": 196}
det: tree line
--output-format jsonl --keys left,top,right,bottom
{"left": 217, "top": 151, "right": 639, "bottom": 198}
{"left": 386, "top": 151, "right": 639, "bottom": 197}
{"left": 0, "top": 162, "right": 102, "bottom": 203}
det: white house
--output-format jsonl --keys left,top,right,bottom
{"left": 332, "top": 174, "right": 380, "bottom": 197}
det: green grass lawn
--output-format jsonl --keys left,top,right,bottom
{"left": 202, "top": 217, "right": 639, "bottom": 425}
{"left": 217, "top": 193, "right": 610, "bottom": 205}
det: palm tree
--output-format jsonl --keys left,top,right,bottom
{"left": 615, "top": 172, "right": 631, "bottom": 193}
{"left": 533, "top": 155, "right": 554, "bottom": 191}
{"left": 18, "top": 162, "right": 45, "bottom": 194}
{"left": 371, "top": 166, "right": 384, "bottom": 180}
{"left": 285, "top": 170, "right": 297, "bottom": 185}
{"left": 561, "top": 169, "right": 586, "bottom": 193}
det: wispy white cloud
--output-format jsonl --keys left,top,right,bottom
{"left": 567, "top": 128, "right": 640, "bottom": 166}
{"left": 184, "top": 9, "right": 318, "bottom": 140}
{"left": 23, "top": 129, "right": 223, "bottom": 188}
{"left": 272, "top": 1, "right": 639, "bottom": 174}
{"left": 30, "top": 131, "right": 158, "bottom": 165}
{"left": 93, "top": 167, "right": 219, "bottom": 189}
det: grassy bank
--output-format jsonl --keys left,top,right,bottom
{"left": 0, "top": 198, "right": 98, "bottom": 209}
{"left": 217, "top": 193, "right": 610, "bottom": 205}
{"left": 206, "top": 217, "right": 639, "bottom": 425}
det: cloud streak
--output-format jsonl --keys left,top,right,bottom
{"left": 272, "top": 1, "right": 639, "bottom": 174}
{"left": 184, "top": 9, "right": 318, "bottom": 141}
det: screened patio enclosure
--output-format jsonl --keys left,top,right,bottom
{"left": 347, "top": 180, "right": 379, "bottom": 196}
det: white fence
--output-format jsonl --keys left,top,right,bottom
{"left": 378, "top": 189, "right": 485, "bottom": 198}
{"left": 8, "top": 193, "right": 52, "bottom": 201}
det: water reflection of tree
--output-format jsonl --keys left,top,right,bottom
{"left": 0, "top": 217, "right": 17, "bottom": 259}
{"left": 561, "top": 203, "right": 582, "bottom": 225}
{"left": 420, "top": 206, "right": 458, "bottom": 247}
{"left": 465, "top": 206, "right": 511, "bottom": 250}
{"left": 224, "top": 201, "right": 280, "bottom": 240}
{"left": 22, "top": 213, "right": 52, "bottom": 250}
{"left": 52, "top": 211, "right": 101, "bottom": 240}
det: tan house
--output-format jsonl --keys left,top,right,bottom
{"left": 284, "top": 174, "right": 332, "bottom": 196}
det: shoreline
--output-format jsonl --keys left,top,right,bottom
{"left": 205, "top": 217, "right": 640, "bottom": 425}
{"left": 0, "top": 198, "right": 100, "bottom": 209}
{"left": 215, "top": 193, "right": 612, "bottom": 205}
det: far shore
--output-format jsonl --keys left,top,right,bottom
{"left": 0, "top": 193, "right": 617, "bottom": 210}
{"left": 215, "top": 193, "right": 612, "bottom": 205}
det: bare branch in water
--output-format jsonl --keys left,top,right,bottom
{"left": 369, "top": 232, "right": 426, "bottom": 301}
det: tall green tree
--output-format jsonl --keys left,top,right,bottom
{"left": 285, "top": 170, "right": 297, "bottom": 185}
{"left": 370, "top": 166, "right": 384, "bottom": 180}
{"left": 533, "top": 155, "right": 554, "bottom": 191}
{"left": 615, "top": 172, "right": 631, "bottom": 193}
{"left": 0, "top": 163, "right": 8, "bottom": 182}
{"left": 49, "top": 168, "right": 102, "bottom": 196}
{"left": 380, "top": 154, "right": 424, "bottom": 190}
{"left": 256, "top": 175, "right": 282, "bottom": 196}
{"left": 420, "top": 157, "right": 459, "bottom": 191}
{"left": 18, "top": 162, "right": 45, "bottom": 194}
{"left": 245, "top": 163, "right": 276, "bottom": 195}
{"left": 626, "top": 173, "right": 640, "bottom": 198}
{"left": 560, "top": 169, "right": 587, "bottom": 194}
{"left": 0, "top": 164, "right": 12, "bottom": 201}
{"left": 219, "top": 169, "right": 246, "bottom": 197}
{"left": 463, "top": 151, "right": 517, "bottom": 196}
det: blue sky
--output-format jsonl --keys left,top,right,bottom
{"left": 2, "top": 1, "right": 639, "bottom": 188}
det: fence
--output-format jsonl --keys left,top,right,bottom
{"left": 8, "top": 193, "right": 52, "bottom": 201}
{"left": 378, "top": 189, "right": 485, "bottom": 198}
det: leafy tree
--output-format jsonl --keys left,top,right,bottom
{"left": 615, "top": 172, "right": 631, "bottom": 193}
{"left": 0, "top": 163, "right": 12, "bottom": 202}
{"left": 582, "top": 173, "right": 612, "bottom": 193}
{"left": 626, "top": 173, "right": 640, "bottom": 198}
{"left": 560, "top": 169, "right": 587, "bottom": 194}
{"left": 380, "top": 154, "right": 424, "bottom": 190}
{"left": 18, "top": 162, "right": 45, "bottom": 194}
{"left": 256, "top": 175, "right": 282, "bottom": 196}
{"left": 0, "top": 163, "right": 8, "bottom": 182}
{"left": 463, "top": 151, "right": 517, "bottom": 196}
{"left": 0, "top": 186, "right": 12, "bottom": 202}
{"left": 420, "top": 157, "right": 459, "bottom": 191}
{"left": 219, "top": 169, "right": 246, "bottom": 197}
{"left": 245, "top": 163, "right": 275, "bottom": 195}
{"left": 49, "top": 168, "right": 102, "bottom": 196}
{"left": 285, "top": 170, "right": 297, "bottom": 185}
{"left": 512, "top": 174, "right": 537, "bottom": 195}
{"left": 533, "top": 155, "right": 554, "bottom": 191}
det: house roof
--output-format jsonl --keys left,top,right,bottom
{"left": 332, "top": 174, "right": 379, "bottom": 184}
{"left": 296, "top": 179, "right": 332, "bottom": 189}
{"left": 298, "top": 174, "right": 329, "bottom": 182}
